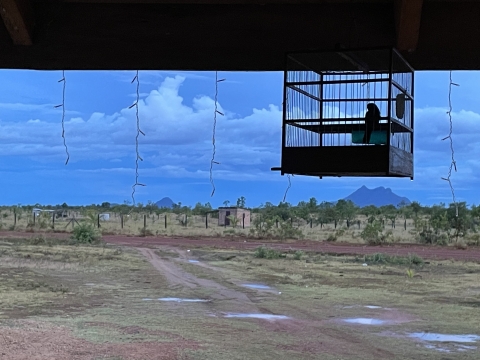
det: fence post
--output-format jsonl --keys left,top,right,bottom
{"left": 334, "top": 219, "right": 337, "bottom": 229}
{"left": 52, "top": 213, "right": 55, "bottom": 229}
{"left": 98, "top": 214, "right": 101, "bottom": 228}
{"left": 243, "top": 213, "right": 245, "bottom": 229}
{"left": 310, "top": 219, "right": 313, "bottom": 228}
{"left": 276, "top": 219, "right": 278, "bottom": 228}
{"left": 404, "top": 219, "right": 407, "bottom": 230}
{"left": 14, "top": 211, "right": 16, "bottom": 226}
{"left": 165, "top": 214, "right": 167, "bottom": 229}
{"left": 144, "top": 214, "right": 147, "bottom": 230}
{"left": 205, "top": 213, "right": 208, "bottom": 229}
{"left": 121, "top": 215, "right": 124, "bottom": 229}
{"left": 346, "top": 219, "right": 349, "bottom": 228}
{"left": 358, "top": 220, "right": 361, "bottom": 229}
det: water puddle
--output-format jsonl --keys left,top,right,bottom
{"left": 242, "top": 284, "right": 271, "bottom": 290}
{"left": 409, "top": 332, "right": 480, "bottom": 353}
{"left": 158, "top": 297, "right": 209, "bottom": 303}
{"left": 343, "top": 318, "right": 385, "bottom": 325}
{"left": 142, "top": 297, "right": 208, "bottom": 302}
{"left": 409, "top": 333, "right": 480, "bottom": 343}
{"left": 188, "top": 260, "right": 199, "bottom": 263}
{"left": 342, "top": 305, "right": 384, "bottom": 309}
{"left": 224, "top": 313, "right": 289, "bottom": 320}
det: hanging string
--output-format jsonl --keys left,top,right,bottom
{"left": 130, "top": 70, "right": 145, "bottom": 206}
{"left": 55, "top": 70, "right": 69, "bottom": 165}
{"left": 283, "top": 174, "right": 292, "bottom": 203}
{"left": 441, "top": 71, "right": 459, "bottom": 217}
{"left": 210, "top": 71, "right": 225, "bottom": 197}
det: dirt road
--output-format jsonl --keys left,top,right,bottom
{"left": 103, "top": 235, "right": 480, "bottom": 261}
{"left": 1, "top": 231, "right": 479, "bottom": 261}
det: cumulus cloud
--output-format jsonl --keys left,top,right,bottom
{"left": 0, "top": 75, "right": 282, "bottom": 181}
{"left": 0, "top": 74, "right": 478, "bottom": 190}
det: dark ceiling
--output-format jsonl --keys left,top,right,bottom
{"left": 1, "top": 0, "right": 479, "bottom": 71}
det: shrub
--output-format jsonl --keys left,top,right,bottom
{"left": 466, "top": 234, "right": 480, "bottom": 246}
{"left": 326, "top": 233, "right": 337, "bottom": 242}
{"left": 361, "top": 253, "right": 424, "bottom": 266}
{"left": 254, "top": 246, "right": 281, "bottom": 259}
{"left": 71, "top": 223, "right": 101, "bottom": 244}
{"left": 138, "top": 227, "right": 153, "bottom": 237}
{"left": 360, "top": 221, "right": 383, "bottom": 245}
{"left": 276, "top": 221, "right": 304, "bottom": 240}
{"left": 293, "top": 250, "right": 304, "bottom": 260}
{"left": 227, "top": 215, "right": 239, "bottom": 228}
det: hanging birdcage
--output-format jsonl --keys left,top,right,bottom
{"left": 272, "top": 47, "right": 414, "bottom": 178}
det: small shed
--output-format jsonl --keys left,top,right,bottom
{"left": 99, "top": 213, "right": 110, "bottom": 221}
{"left": 218, "top": 207, "right": 250, "bottom": 227}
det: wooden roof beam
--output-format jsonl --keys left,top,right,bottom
{"left": 0, "top": 0, "right": 34, "bottom": 45}
{"left": 395, "top": 0, "right": 423, "bottom": 52}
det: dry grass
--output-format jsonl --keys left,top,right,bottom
{"left": 1, "top": 235, "right": 480, "bottom": 359}
{"left": 0, "top": 210, "right": 421, "bottom": 244}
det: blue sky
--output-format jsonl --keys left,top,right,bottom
{"left": 0, "top": 70, "right": 479, "bottom": 208}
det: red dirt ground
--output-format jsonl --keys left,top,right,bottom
{"left": 2, "top": 231, "right": 480, "bottom": 261}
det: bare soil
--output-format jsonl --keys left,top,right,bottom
{"left": 111, "top": 235, "right": 480, "bottom": 261}
{"left": 1, "top": 230, "right": 479, "bottom": 261}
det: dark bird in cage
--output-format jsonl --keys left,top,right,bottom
{"left": 363, "top": 103, "right": 381, "bottom": 144}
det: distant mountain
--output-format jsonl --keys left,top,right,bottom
{"left": 344, "top": 186, "right": 411, "bottom": 208}
{"left": 155, "top": 197, "right": 174, "bottom": 208}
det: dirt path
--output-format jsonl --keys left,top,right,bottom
{"left": 2, "top": 230, "right": 480, "bottom": 261}
{"left": 139, "top": 248, "right": 262, "bottom": 312}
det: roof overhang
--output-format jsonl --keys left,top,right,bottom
{"left": 0, "top": 0, "right": 478, "bottom": 70}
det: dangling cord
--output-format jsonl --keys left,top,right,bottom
{"left": 442, "top": 71, "right": 459, "bottom": 218}
{"left": 283, "top": 174, "right": 292, "bottom": 203}
{"left": 55, "top": 70, "right": 69, "bottom": 165}
{"left": 210, "top": 71, "right": 225, "bottom": 197}
{"left": 130, "top": 70, "right": 145, "bottom": 206}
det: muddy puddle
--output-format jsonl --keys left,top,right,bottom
{"left": 188, "top": 260, "right": 199, "bottom": 263}
{"left": 224, "top": 313, "right": 289, "bottom": 320}
{"left": 242, "top": 284, "right": 271, "bottom": 290}
{"left": 343, "top": 318, "right": 385, "bottom": 325}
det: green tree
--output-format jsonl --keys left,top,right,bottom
{"left": 236, "top": 196, "right": 246, "bottom": 208}
{"left": 409, "top": 201, "right": 422, "bottom": 218}
{"left": 223, "top": 200, "right": 230, "bottom": 207}
{"left": 335, "top": 199, "right": 357, "bottom": 223}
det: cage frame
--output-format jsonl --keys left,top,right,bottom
{"left": 274, "top": 46, "right": 414, "bottom": 179}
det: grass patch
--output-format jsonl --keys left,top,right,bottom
{"left": 353, "top": 253, "right": 424, "bottom": 266}
{"left": 254, "top": 246, "right": 282, "bottom": 259}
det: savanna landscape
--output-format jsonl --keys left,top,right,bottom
{"left": 1, "top": 198, "right": 479, "bottom": 359}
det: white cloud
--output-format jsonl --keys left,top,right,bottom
{"left": 0, "top": 75, "right": 282, "bottom": 181}
{"left": 0, "top": 75, "right": 478, "bottom": 188}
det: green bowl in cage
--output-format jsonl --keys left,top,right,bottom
{"left": 352, "top": 130, "right": 387, "bottom": 145}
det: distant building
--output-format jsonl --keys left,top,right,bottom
{"left": 218, "top": 207, "right": 250, "bottom": 227}
{"left": 99, "top": 213, "right": 110, "bottom": 221}
{"left": 32, "top": 208, "right": 55, "bottom": 217}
